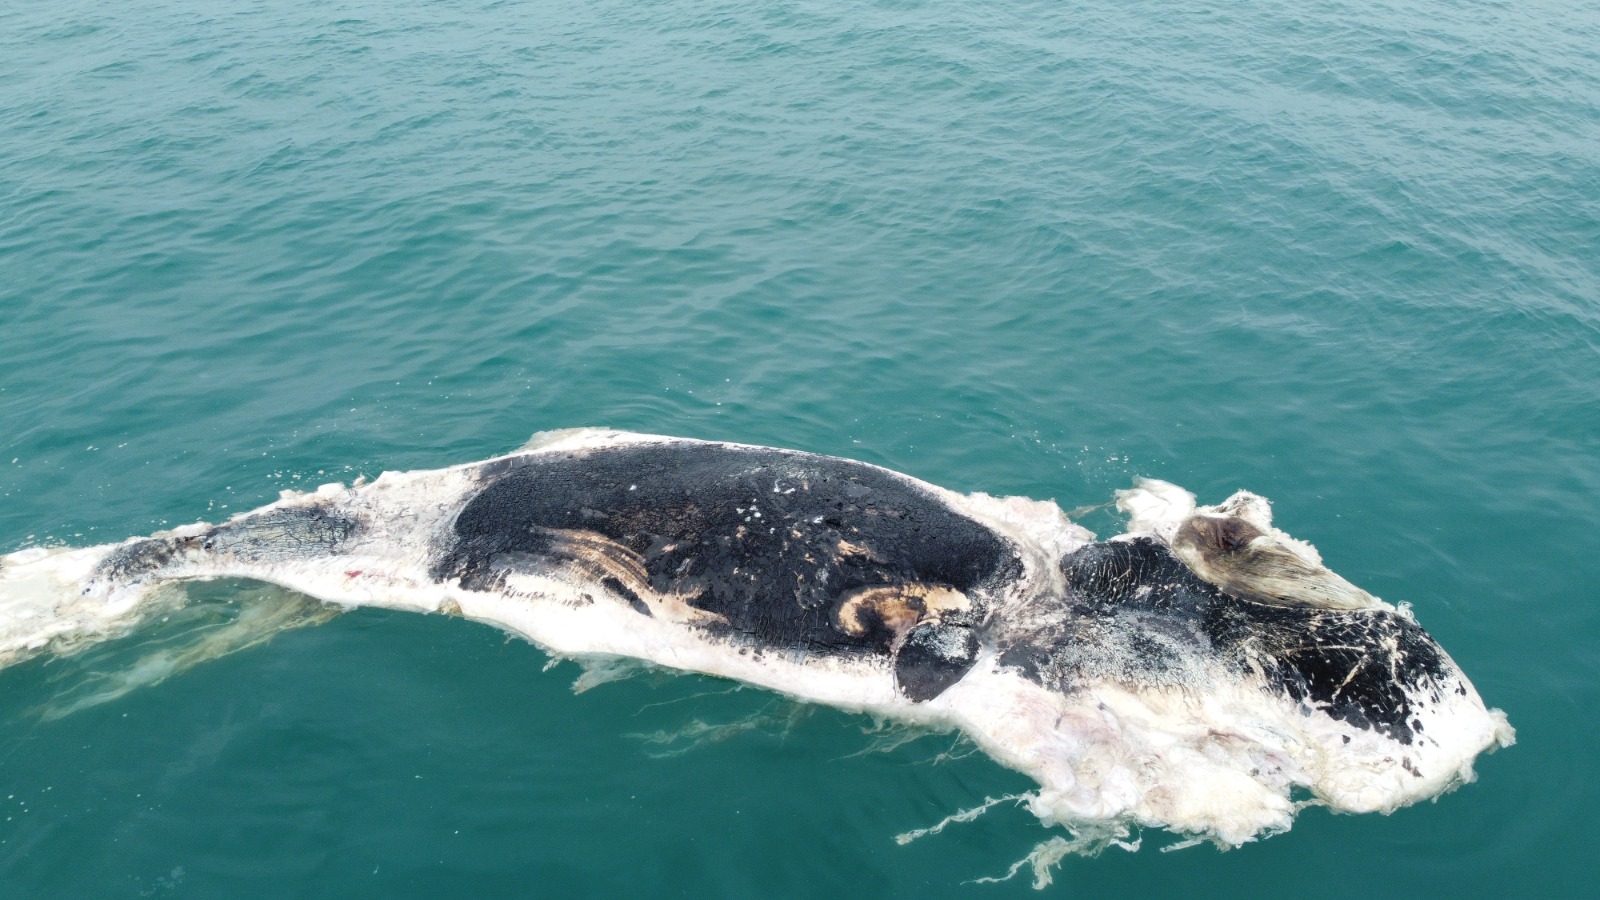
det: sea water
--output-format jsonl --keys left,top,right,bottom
{"left": 0, "top": 0, "right": 1595, "bottom": 896}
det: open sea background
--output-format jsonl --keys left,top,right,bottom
{"left": 1, "top": 0, "right": 1595, "bottom": 895}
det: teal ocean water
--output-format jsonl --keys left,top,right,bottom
{"left": 2, "top": 0, "right": 1596, "bottom": 895}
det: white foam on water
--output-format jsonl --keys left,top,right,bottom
{"left": 974, "top": 830, "right": 1142, "bottom": 889}
{"left": 896, "top": 793, "right": 1027, "bottom": 844}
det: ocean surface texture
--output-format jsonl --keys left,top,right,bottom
{"left": 2, "top": 0, "right": 1596, "bottom": 896}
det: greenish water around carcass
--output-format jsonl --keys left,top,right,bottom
{"left": 1, "top": 0, "right": 1595, "bottom": 896}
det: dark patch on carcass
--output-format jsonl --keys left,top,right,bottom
{"left": 93, "top": 507, "right": 360, "bottom": 583}
{"left": 1003, "top": 537, "right": 1448, "bottom": 744}
{"left": 199, "top": 507, "right": 360, "bottom": 562}
{"left": 600, "top": 575, "right": 651, "bottom": 617}
{"left": 433, "top": 442, "right": 1021, "bottom": 700}
{"left": 96, "top": 536, "right": 182, "bottom": 582}
{"left": 895, "top": 622, "right": 980, "bottom": 702}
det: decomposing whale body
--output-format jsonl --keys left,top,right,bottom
{"left": 0, "top": 429, "right": 1512, "bottom": 871}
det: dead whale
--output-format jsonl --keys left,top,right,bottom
{"left": 0, "top": 429, "right": 1512, "bottom": 858}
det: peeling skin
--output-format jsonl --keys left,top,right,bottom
{"left": 1123, "top": 483, "right": 1380, "bottom": 611}
{"left": 1172, "top": 512, "right": 1378, "bottom": 610}
{"left": 0, "top": 430, "right": 1513, "bottom": 855}
{"left": 835, "top": 584, "right": 971, "bottom": 638}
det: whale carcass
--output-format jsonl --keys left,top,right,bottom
{"left": 0, "top": 429, "right": 1512, "bottom": 859}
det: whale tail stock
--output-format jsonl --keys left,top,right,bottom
{"left": 0, "top": 541, "right": 150, "bottom": 668}
{"left": 0, "top": 496, "right": 362, "bottom": 669}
